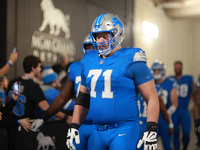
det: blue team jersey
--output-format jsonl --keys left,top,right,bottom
{"left": 81, "top": 47, "right": 153, "bottom": 125}
{"left": 156, "top": 77, "right": 176, "bottom": 109}
{"left": 68, "top": 61, "right": 93, "bottom": 123}
{"left": 68, "top": 62, "right": 82, "bottom": 98}
{"left": 170, "top": 75, "right": 193, "bottom": 108}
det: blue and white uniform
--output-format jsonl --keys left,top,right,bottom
{"left": 68, "top": 61, "right": 94, "bottom": 150}
{"left": 81, "top": 47, "right": 153, "bottom": 149}
{"left": 156, "top": 77, "right": 176, "bottom": 150}
{"left": 170, "top": 75, "right": 193, "bottom": 150}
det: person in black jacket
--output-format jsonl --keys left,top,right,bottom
{"left": 0, "top": 91, "right": 32, "bottom": 132}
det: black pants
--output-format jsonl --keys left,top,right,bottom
{"left": 7, "top": 125, "right": 16, "bottom": 150}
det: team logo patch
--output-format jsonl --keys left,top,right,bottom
{"left": 100, "top": 60, "right": 104, "bottom": 64}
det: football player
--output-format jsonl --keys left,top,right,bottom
{"left": 152, "top": 60, "right": 178, "bottom": 150}
{"left": 66, "top": 13, "right": 159, "bottom": 150}
{"left": 170, "top": 61, "right": 195, "bottom": 150}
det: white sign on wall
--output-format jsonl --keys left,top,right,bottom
{"left": 31, "top": 0, "right": 76, "bottom": 63}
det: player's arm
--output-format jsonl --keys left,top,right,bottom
{"left": 39, "top": 77, "right": 74, "bottom": 117}
{"left": 167, "top": 87, "right": 178, "bottom": 119}
{"left": 32, "top": 77, "right": 74, "bottom": 132}
{"left": 137, "top": 79, "right": 159, "bottom": 149}
{"left": 46, "top": 77, "right": 74, "bottom": 116}
{"left": 159, "top": 95, "right": 170, "bottom": 123}
{"left": 127, "top": 62, "right": 159, "bottom": 122}
{"left": 38, "top": 100, "right": 66, "bottom": 119}
{"left": 191, "top": 82, "right": 196, "bottom": 100}
{"left": 66, "top": 85, "right": 90, "bottom": 149}
{"left": 66, "top": 68, "right": 90, "bottom": 149}
{"left": 138, "top": 79, "right": 159, "bottom": 123}
{"left": 126, "top": 61, "right": 159, "bottom": 149}
{"left": 71, "top": 85, "right": 90, "bottom": 125}
{"left": 169, "top": 88, "right": 178, "bottom": 110}
{"left": 159, "top": 95, "right": 174, "bottom": 135}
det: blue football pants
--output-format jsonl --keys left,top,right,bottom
{"left": 93, "top": 120, "right": 141, "bottom": 150}
{"left": 172, "top": 108, "right": 191, "bottom": 150}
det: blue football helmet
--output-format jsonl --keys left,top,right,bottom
{"left": 90, "top": 13, "right": 125, "bottom": 56}
{"left": 152, "top": 60, "right": 166, "bottom": 80}
{"left": 82, "top": 34, "right": 94, "bottom": 56}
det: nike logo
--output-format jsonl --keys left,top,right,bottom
{"left": 118, "top": 133, "right": 126, "bottom": 136}
{"left": 146, "top": 76, "right": 150, "bottom": 79}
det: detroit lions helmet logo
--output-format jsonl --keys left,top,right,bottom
{"left": 112, "top": 17, "right": 123, "bottom": 29}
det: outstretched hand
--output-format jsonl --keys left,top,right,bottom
{"left": 20, "top": 118, "right": 32, "bottom": 132}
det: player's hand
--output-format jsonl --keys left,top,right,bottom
{"left": 168, "top": 127, "right": 174, "bottom": 135}
{"left": 32, "top": 119, "right": 44, "bottom": 132}
{"left": 66, "top": 123, "right": 80, "bottom": 150}
{"left": 195, "top": 119, "right": 200, "bottom": 136}
{"left": 137, "top": 122, "right": 157, "bottom": 150}
{"left": 168, "top": 122, "right": 174, "bottom": 135}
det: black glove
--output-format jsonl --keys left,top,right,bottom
{"left": 137, "top": 122, "right": 158, "bottom": 150}
{"left": 39, "top": 111, "right": 52, "bottom": 121}
{"left": 195, "top": 119, "right": 200, "bottom": 136}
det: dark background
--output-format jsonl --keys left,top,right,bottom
{"left": 0, "top": 120, "right": 70, "bottom": 150}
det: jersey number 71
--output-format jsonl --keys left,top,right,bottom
{"left": 88, "top": 69, "right": 113, "bottom": 99}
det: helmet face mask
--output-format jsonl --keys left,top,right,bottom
{"left": 82, "top": 35, "right": 94, "bottom": 56}
{"left": 91, "top": 31, "right": 115, "bottom": 56}
{"left": 152, "top": 60, "right": 166, "bottom": 80}
{"left": 153, "top": 70, "right": 163, "bottom": 80}
{"left": 90, "top": 13, "right": 125, "bottom": 56}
